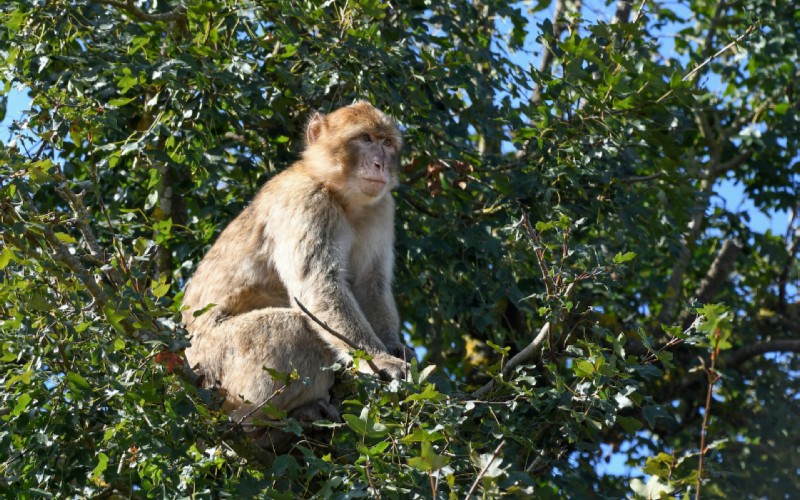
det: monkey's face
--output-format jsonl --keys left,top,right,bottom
{"left": 304, "top": 102, "right": 402, "bottom": 205}
{"left": 347, "top": 130, "right": 400, "bottom": 199}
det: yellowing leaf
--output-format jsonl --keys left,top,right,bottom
{"left": 54, "top": 232, "right": 77, "bottom": 244}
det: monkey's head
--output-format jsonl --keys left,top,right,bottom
{"left": 303, "top": 101, "right": 402, "bottom": 205}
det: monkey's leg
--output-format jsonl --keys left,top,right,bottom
{"left": 288, "top": 398, "right": 341, "bottom": 422}
{"left": 209, "top": 308, "right": 337, "bottom": 419}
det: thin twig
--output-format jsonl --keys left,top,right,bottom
{"left": 518, "top": 213, "right": 557, "bottom": 297}
{"left": 236, "top": 383, "right": 291, "bottom": 425}
{"left": 294, "top": 298, "right": 382, "bottom": 375}
{"left": 365, "top": 459, "right": 381, "bottom": 499}
{"left": 465, "top": 440, "right": 505, "bottom": 499}
{"left": 695, "top": 331, "right": 721, "bottom": 499}
{"left": 683, "top": 25, "right": 758, "bottom": 83}
{"left": 619, "top": 172, "right": 663, "bottom": 184}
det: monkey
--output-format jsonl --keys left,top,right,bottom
{"left": 181, "top": 101, "right": 411, "bottom": 433}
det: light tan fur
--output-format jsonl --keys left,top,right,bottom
{"left": 182, "top": 102, "right": 408, "bottom": 426}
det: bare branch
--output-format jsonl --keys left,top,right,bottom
{"left": 683, "top": 25, "right": 758, "bottom": 83}
{"left": 722, "top": 339, "right": 800, "bottom": 369}
{"left": 54, "top": 182, "right": 126, "bottom": 288}
{"left": 93, "top": 0, "right": 187, "bottom": 23}
{"left": 293, "top": 298, "right": 383, "bottom": 377}
{"left": 611, "top": 0, "right": 632, "bottom": 24}
{"left": 711, "top": 150, "right": 753, "bottom": 177}
{"left": 618, "top": 172, "right": 663, "bottom": 184}
{"left": 778, "top": 208, "right": 798, "bottom": 311}
{"left": 693, "top": 239, "right": 743, "bottom": 305}
{"left": 473, "top": 322, "right": 551, "bottom": 398}
{"left": 465, "top": 440, "right": 505, "bottom": 499}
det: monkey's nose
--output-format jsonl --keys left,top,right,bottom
{"left": 373, "top": 160, "right": 384, "bottom": 170}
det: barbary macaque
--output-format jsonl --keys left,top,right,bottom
{"left": 182, "top": 101, "right": 410, "bottom": 430}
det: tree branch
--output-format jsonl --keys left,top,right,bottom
{"left": 611, "top": 0, "right": 632, "bottom": 24}
{"left": 658, "top": 178, "right": 713, "bottom": 325}
{"left": 692, "top": 238, "right": 742, "bottom": 304}
{"left": 722, "top": 339, "right": 800, "bottom": 369}
{"left": 93, "top": 0, "right": 187, "bottom": 22}
{"left": 293, "top": 298, "right": 383, "bottom": 377}
{"left": 465, "top": 440, "right": 505, "bottom": 499}
{"left": 54, "top": 182, "right": 127, "bottom": 289}
{"left": 618, "top": 172, "right": 663, "bottom": 184}
{"left": 683, "top": 25, "right": 759, "bottom": 84}
{"left": 778, "top": 208, "right": 798, "bottom": 311}
{"left": 473, "top": 322, "right": 551, "bottom": 398}
{"left": 531, "top": 0, "right": 567, "bottom": 106}
{"left": 711, "top": 150, "right": 753, "bottom": 177}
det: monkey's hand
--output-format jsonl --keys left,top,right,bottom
{"left": 387, "top": 343, "right": 417, "bottom": 363}
{"left": 370, "top": 353, "right": 409, "bottom": 381}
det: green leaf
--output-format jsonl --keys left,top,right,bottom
{"left": 342, "top": 407, "right": 388, "bottom": 438}
{"left": 401, "top": 427, "right": 446, "bottom": 444}
{"left": 403, "top": 384, "right": 444, "bottom": 403}
{"left": 695, "top": 303, "right": 733, "bottom": 350}
{"left": 408, "top": 441, "right": 450, "bottom": 472}
{"left": 151, "top": 275, "right": 170, "bottom": 298}
{"left": 66, "top": 372, "right": 91, "bottom": 396}
{"left": 574, "top": 359, "right": 595, "bottom": 377}
{"left": 108, "top": 96, "right": 135, "bottom": 107}
{"left": 642, "top": 405, "right": 671, "bottom": 429}
{"left": 0, "top": 246, "right": 14, "bottom": 269}
{"left": 10, "top": 393, "right": 32, "bottom": 417}
{"left": 92, "top": 453, "right": 109, "bottom": 480}
{"left": 617, "top": 416, "right": 643, "bottom": 433}
{"left": 535, "top": 220, "right": 556, "bottom": 232}
{"left": 774, "top": 102, "right": 790, "bottom": 115}
{"left": 192, "top": 302, "right": 216, "bottom": 317}
{"left": 613, "top": 251, "right": 636, "bottom": 264}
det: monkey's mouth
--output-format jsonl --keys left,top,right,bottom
{"left": 360, "top": 178, "right": 387, "bottom": 196}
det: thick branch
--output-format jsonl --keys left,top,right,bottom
{"left": 778, "top": 208, "right": 798, "bottom": 311}
{"left": 611, "top": 0, "right": 632, "bottom": 24}
{"left": 473, "top": 322, "right": 551, "bottom": 398}
{"left": 658, "top": 178, "right": 713, "bottom": 325}
{"left": 693, "top": 239, "right": 743, "bottom": 304}
{"left": 722, "top": 339, "right": 800, "bottom": 369}
{"left": 531, "top": 0, "right": 566, "bottom": 106}
{"left": 93, "top": 0, "right": 187, "bottom": 22}
{"left": 619, "top": 172, "right": 663, "bottom": 184}
{"left": 54, "top": 183, "right": 126, "bottom": 288}
{"left": 711, "top": 150, "right": 753, "bottom": 177}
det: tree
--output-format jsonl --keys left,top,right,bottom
{"left": 1, "top": 0, "right": 797, "bottom": 497}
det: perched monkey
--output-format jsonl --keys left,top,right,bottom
{"left": 182, "top": 101, "right": 410, "bottom": 428}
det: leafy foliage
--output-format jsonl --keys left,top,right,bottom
{"left": 1, "top": 0, "right": 798, "bottom": 497}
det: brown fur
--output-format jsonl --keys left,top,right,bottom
{"left": 182, "top": 102, "right": 408, "bottom": 429}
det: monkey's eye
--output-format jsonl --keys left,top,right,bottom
{"left": 360, "top": 133, "right": 372, "bottom": 142}
{"left": 383, "top": 138, "right": 392, "bottom": 147}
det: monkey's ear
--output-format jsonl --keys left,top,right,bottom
{"left": 306, "top": 112, "right": 325, "bottom": 144}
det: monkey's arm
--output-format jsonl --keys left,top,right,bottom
{"left": 352, "top": 257, "right": 409, "bottom": 359}
{"left": 272, "top": 211, "right": 389, "bottom": 359}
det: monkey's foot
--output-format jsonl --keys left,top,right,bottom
{"left": 289, "top": 399, "right": 341, "bottom": 423}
